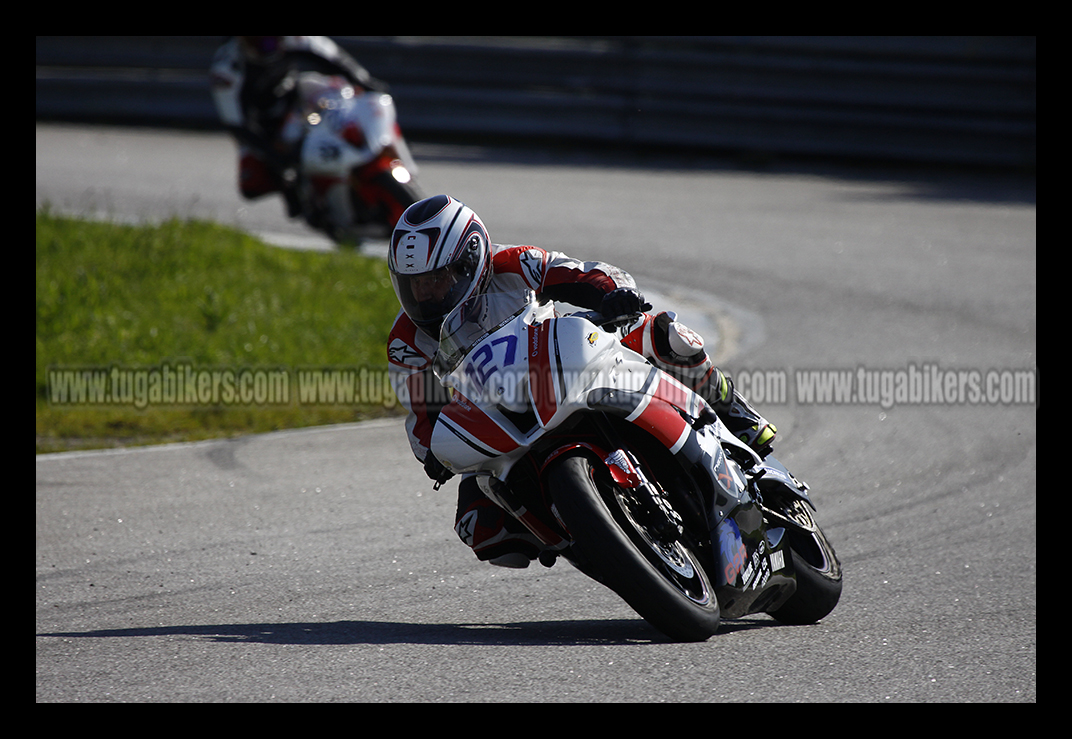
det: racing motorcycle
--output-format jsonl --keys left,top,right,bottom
{"left": 429, "top": 288, "right": 842, "bottom": 642}
{"left": 276, "top": 72, "right": 423, "bottom": 244}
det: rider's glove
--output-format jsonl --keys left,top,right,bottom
{"left": 423, "top": 450, "right": 454, "bottom": 485}
{"left": 600, "top": 287, "right": 650, "bottom": 322}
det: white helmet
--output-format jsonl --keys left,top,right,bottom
{"left": 389, "top": 195, "right": 492, "bottom": 337}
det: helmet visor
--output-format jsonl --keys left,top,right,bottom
{"left": 392, "top": 258, "right": 479, "bottom": 334}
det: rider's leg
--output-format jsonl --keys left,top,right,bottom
{"left": 623, "top": 311, "right": 776, "bottom": 456}
{"left": 454, "top": 476, "right": 543, "bottom": 568}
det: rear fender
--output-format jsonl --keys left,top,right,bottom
{"left": 753, "top": 454, "right": 814, "bottom": 508}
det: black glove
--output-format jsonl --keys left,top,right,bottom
{"left": 423, "top": 450, "right": 454, "bottom": 485}
{"left": 600, "top": 287, "right": 650, "bottom": 323}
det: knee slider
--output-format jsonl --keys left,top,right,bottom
{"left": 653, "top": 312, "right": 706, "bottom": 363}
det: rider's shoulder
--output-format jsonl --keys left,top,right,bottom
{"left": 387, "top": 311, "right": 435, "bottom": 370}
{"left": 491, "top": 243, "right": 545, "bottom": 258}
{"left": 491, "top": 244, "right": 548, "bottom": 288}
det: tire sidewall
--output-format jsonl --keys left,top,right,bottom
{"left": 549, "top": 453, "right": 721, "bottom": 642}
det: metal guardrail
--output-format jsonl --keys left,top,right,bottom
{"left": 36, "top": 36, "right": 1036, "bottom": 168}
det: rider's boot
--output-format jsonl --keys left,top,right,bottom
{"left": 713, "top": 385, "right": 777, "bottom": 458}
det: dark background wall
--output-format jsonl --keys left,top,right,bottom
{"left": 36, "top": 36, "right": 1036, "bottom": 169}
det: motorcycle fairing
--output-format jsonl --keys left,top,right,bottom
{"left": 526, "top": 320, "right": 560, "bottom": 427}
{"left": 273, "top": 72, "right": 419, "bottom": 242}
{"left": 583, "top": 352, "right": 708, "bottom": 454}
{"left": 438, "top": 389, "right": 522, "bottom": 460}
{"left": 715, "top": 517, "right": 748, "bottom": 586}
{"left": 526, "top": 314, "right": 623, "bottom": 430}
{"left": 714, "top": 505, "right": 796, "bottom": 618}
{"left": 298, "top": 84, "right": 404, "bottom": 174}
{"left": 429, "top": 289, "right": 832, "bottom": 627}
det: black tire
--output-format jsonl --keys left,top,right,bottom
{"left": 548, "top": 453, "right": 720, "bottom": 642}
{"left": 767, "top": 499, "right": 842, "bottom": 625}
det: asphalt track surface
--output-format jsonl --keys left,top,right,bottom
{"left": 36, "top": 123, "right": 1036, "bottom": 703}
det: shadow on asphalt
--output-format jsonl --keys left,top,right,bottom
{"left": 39, "top": 616, "right": 778, "bottom": 646}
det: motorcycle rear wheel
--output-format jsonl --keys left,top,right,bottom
{"left": 548, "top": 453, "right": 721, "bottom": 642}
{"left": 767, "top": 498, "right": 843, "bottom": 625}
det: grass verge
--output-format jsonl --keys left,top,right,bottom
{"left": 36, "top": 211, "right": 403, "bottom": 453}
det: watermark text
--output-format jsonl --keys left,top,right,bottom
{"left": 48, "top": 361, "right": 1036, "bottom": 411}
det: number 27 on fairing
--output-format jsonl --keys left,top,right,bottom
{"left": 465, "top": 335, "right": 518, "bottom": 389}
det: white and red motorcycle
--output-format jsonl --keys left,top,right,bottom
{"left": 430, "top": 288, "right": 842, "bottom": 642}
{"left": 277, "top": 72, "right": 422, "bottom": 244}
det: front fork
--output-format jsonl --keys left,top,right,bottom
{"left": 603, "top": 447, "right": 684, "bottom": 541}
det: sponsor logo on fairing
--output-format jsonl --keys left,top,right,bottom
{"left": 769, "top": 548, "right": 785, "bottom": 572}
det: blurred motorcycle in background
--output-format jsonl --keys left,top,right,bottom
{"left": 275, "top": 72, "right": 423, "bottom": 244}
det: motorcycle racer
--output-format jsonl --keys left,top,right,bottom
{"left": 208, "top": 36, "right": 386, "bottom": 217}
{"left": 387, "top": 195, "right": 776, "bottom": 568}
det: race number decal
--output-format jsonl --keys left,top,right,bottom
{"left": 465, "top": 335, "right": 518, "bottom": 389}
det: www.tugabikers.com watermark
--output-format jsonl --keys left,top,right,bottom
{"left": 734, "top": 363, "right": 1037, "bottom": 408}
{"left": 47, "top": 363, "right": 399, "bottom": 410}
{"left": 47, "top": 361, "right": 1037, "bottom": 412}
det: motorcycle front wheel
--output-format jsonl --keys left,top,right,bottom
{"left": 548, "top": 452, "right": 721, "bottom": 642}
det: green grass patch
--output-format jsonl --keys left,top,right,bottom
{"left": 37, "top": 210, "right": 403, "bottom": 453}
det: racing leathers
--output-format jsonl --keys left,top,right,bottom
{"left": 387, "top": 244, "right": 775, "bottom": 568}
